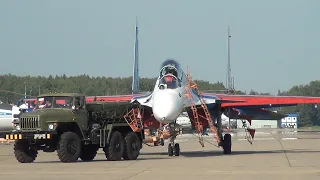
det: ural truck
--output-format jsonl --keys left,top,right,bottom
{"left": 3, "top": 93, "right": 144, "bottom": 163}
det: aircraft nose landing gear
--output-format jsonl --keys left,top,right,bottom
{"left": 168, "top": 123, "right": 180, "bottom": 156}
{"left": 168, "top": 142, "right": 180, "bottom": 156}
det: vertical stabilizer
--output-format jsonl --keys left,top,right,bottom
{"left": 132, "top": 17, "right": 139, "bottom": 94}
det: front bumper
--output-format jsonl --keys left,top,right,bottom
{"left": 4, "top": 131, "right": 57, "bottom": 140}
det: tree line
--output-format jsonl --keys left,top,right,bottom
{"left": 0, "top": 74, "right": 320, "bottom": 127}
{"left": 0, "top": 74, "right": 227, "bottom": 102}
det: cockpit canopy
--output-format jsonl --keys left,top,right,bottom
{"left": 158, "top": 59, "right": 183, "bottom": 89}
{"left": 159, "top": 59, "right": 182, "bottom": 79}
{"left": 158, "top": 74, "right": 180, "bottom": 89}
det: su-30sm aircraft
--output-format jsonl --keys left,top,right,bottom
{"left": 85, "top": 23, "right": 320, "bottom": 157}
{"left": 88, "top": 58, "right": 320, "bottom": 157}
{"left": 128, "top": 59, "right": 245, "bottom": 155}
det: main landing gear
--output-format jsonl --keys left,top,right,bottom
{"left": 221, "top": 133, "right": 232, "bottom": 154}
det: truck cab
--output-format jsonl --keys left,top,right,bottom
{"left": 14, "top": 93, "right": 87, "bottom": 133}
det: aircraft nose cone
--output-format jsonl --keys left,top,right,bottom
{"left": 152, "top": 90, "right": 183, "bottom": 124}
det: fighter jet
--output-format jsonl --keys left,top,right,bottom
{"left": 88, "top": 57, "right": 320, "bottom": 156}
{"left": 85, "top": 22, "right": 320, "bottom": 157}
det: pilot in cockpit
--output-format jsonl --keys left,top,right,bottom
{"left": 163, "top": 74, "right": 177, "bottom": 89}
{"left": 163, "top": 67, "right": 177, "bottom": 77}
{"left": 168, "top": 68, "right": 177, "bottom": 77}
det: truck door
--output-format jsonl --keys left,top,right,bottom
{"left": 72, "top": 96, "right": 88, "bottom": 131}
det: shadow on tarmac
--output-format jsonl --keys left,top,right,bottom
{"left": 33, "top": 155, "right": 168, "bottom": 164}
{"left": 12, "top": 148, "right": 320, "bottom": 164}
{"left": 141, "top": 149, "right": 320, "bottom": 158}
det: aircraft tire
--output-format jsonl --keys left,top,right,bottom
{"left": 223, "top": 133, "right": 232, "bottom": 154}
{"left": 80, "top": 144, "right": 99, "bottom": 162}
{"left": 168, "top": 144, "right": 173, "bottom": 156}
{"left": 14, "top": 139, "right": 38, "bottom": 163}
{"left": 160, "top": 138, "right": 164, "bottom": 146}
{"left": 106, "top": 131, "right": 124, "bottom": 161}
{"left": 174, "top": 143, "right": 180, "bottom": 156}
{"left": 57, "top": 131, "right": 81, "bottom": 163}
{"left": 123, "top": 132, "right": 141, "bottom": 160}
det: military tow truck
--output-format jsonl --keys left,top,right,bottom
{"left": 3, "top": 93, "right": 144, "bottom": 163}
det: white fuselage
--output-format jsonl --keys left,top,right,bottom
{"left": 151, "top": 71, "right": 188, "bottom": 124}
{"left": 135, "top": 60, "right": 216, "bottom": 125}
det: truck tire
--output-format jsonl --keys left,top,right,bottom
{"left": 105, "top": 131, "right": 124, "bottom": 161}
{"left": 14, "top": 139, "right": 38, "bottom": 163}
{"left": 57, "top": 131, "right": 81, "bottom": 163}
{"left": 123, "top": 132, "right": 141, "bottom": 160}
{"left": 80, "top": 144, "right": 99, "bottom": 161}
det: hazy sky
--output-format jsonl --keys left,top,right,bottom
{"left": 0, "top": 0, "right": 319, "bottom": 94}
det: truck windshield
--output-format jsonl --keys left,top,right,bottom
{"left": 36, "top": 96, "right": 72, "bottom": 109}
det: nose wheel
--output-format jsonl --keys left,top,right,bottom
{"left": 168, "top": 143, "right": 180, "bottom": 156}
{"left": 166, "top": 122, "right": 180, "bottom": 156}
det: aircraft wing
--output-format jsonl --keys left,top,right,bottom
{"left": 86, "top": 92, "right": 153, "bottom": 107}
{"left": 227, "top": 107, "right": 287, "bottom": 123}
{"left": 130, "top": 93, "right": 153, "bottom": 107}
{"left": 184, "top": 89, "right": 246, "bottom": 107}
{"left": 199, "top": 93, "right": 320, "bottom": 125}
{"left": 211, "top": 93, "right": 320, "bottom": 108}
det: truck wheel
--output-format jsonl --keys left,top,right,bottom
{"left": 123, "top": 132, "right": 141, "bottom": 160}
{"left": 105, "top": 131, "right": 124, "bottom": 161}
{"left": 57, "top": 132, "right": 81, "bottom": 163}
{"left": 103, "top": 145, "right": 109, "bottom": 159}
{"left": 14, "top": 139, "right": 38, "bottom": 163}
{"left": 80, "top": 144, "right": 99, "bottom": 161}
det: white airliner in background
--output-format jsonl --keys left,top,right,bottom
{"left": 176, "top": 112, "right": 234, "bottom": 129}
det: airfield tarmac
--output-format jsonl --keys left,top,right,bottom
{"left": 0, "top": 129, "right": 320, "bottom": 180}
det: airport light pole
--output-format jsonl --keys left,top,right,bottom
{"left": 24, "top": 81, "right": 26, "bottom": 98}
{"left": 227, "top": 26, "right": 232, "bottom": 130}
{"left": 227, "top": 26, "right": 232, "bottom": 94}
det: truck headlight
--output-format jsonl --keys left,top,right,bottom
{"left": 48, "top": 122, "right": 57, "bottom": 130}
{"left": 15, "top": 125, "right": 21, "bottom": 131}
{"left": 48, "top": 124, "right": 54, "bottom": 130}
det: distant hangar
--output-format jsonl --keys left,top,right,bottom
{"left": 236, "top": 113, "right": 298, "bottom": 129}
